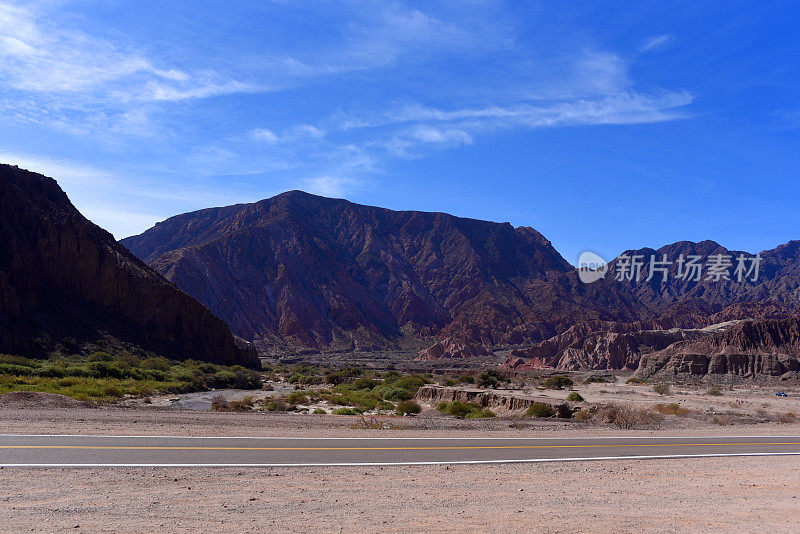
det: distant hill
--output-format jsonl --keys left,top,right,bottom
{"left": 121, "top": 191, "right": 643, "bottom": 353}
{"left": 0, "top": 164, "right": 257, "bottom": 365}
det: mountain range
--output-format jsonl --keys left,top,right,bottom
{"left": 121, "top": 190, "right": 800, "bottom": 360}
{"left": 4, "top": 163, "right": 798, "bottom": 378}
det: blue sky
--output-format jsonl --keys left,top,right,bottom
{"left": 1, "top": 1, "right": 798, "bottom": 263}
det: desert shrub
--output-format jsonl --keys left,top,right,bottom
{"left": 312, "top": 408, "right": 327, "bottom": 414}
{"left": 584, "top": 375, "right": 608, "bottom": 384}
{"left": 443, "top": 378, "right": 457, "bottom": 387}
{"left": 436, "top": 400, "right": 489, "bottom": 418}
{"left": 140, "top": 357, "right": 171, "bottom": 371}
{"left": 707, "top": 387, "right": 723, "bottom": 396}
{"left": 542, "top": 376, "right": 573, "bottom": 390}
{"left": 287, "top": 391, "right": 309, "bottom": 404}
{"left": 601, "top": 403, "right": 664, "bottom": 429}
{"left": 211, "top": 395, "right": 230, "bottom": 411}
{"left": 395, "top": 401, "right": 422, "bottom": 415}
{"left": 653, "top": 402, "right": 690, "bottom": 416}
{"left": 228, "top": 396, "right": 255, "bottom": 412}
{"left": 325, "top": 367, "right": 363, "bottom": 385}
{"left": 573, "top": 409, "right": 591, "bottom": 421}
{"left": 372, "top": 375, "right": 427, "bottom": 401}
{"left": 330, "top": 389, "right": 382, "bottom": 410}
{"left": 87, "top": 351, "right": 114, "bottom": 362}
{"left": 264, "top": 399, "right": 289, "bottom": 412}
{"left": 777, "top": 412, "right": 797, "bottom": 424}
{"left": 476, "top": 369, "right": 504, "bottom": 388}
{"left": 458, "top": 375, "right": 475, "bottom": 384}
{"left": 377, "top": 386, "right": 413, "bottom": 401}
{"left": 525, "top": 403, "right": 555, "bottom": 418}
{"left": 652, "top": 383, "right": 671, "bottom": 395}
{"left": 331, "top": 407, "right": 361, "bottom": 415}
{"left": 625, "top": 377, "right": 651, "bottom": 384}
{"left": 378, "top": 401, "right": 395, "bottom": 410}
{"left": 566, "top": 392, "right": 584, "bottom": 402}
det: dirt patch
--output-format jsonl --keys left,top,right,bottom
{"left": 0, "top": 392, "right": 91, "bottom": 409}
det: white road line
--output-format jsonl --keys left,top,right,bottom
{"left": 3, "top": 452, "right": 800, "bottom": 467}
{"left": 3, "top": 434, "right": 800, "bottom": 440}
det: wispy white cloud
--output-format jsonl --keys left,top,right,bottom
{"left": 303, "top": 175, "right": 354, "bottom": 197}
{"left": 639, "top": 34, "right": 673, "bottom": 53}
{"left": 251, "top": 124, "right": 326, "bottom": 143}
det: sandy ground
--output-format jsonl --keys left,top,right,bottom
{"left": 2, "top": 457, "right": 799, "bottom": 533}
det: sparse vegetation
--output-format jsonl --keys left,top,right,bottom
{"left": 312, "top": 408, "right": 327, "bottom": 414}
{"left": 599, "top": 403, "right": 664, "bottom": 429}
{"left": 542, "top": 375, "right": 573, "bottom": 390}
{"left": 652, "top": 383, "right": 671, "bottom": 395}
{"left": 525, "top": 402, "right": 555, "bottom": 418}
{"left": 476, "top": 369, "right": 505, "bottom": 388}
{"left": 395, "top": 400, "right": 421, "bottom": 415}
{"left": 0, "top": 352, "right": 262, "bottom": 403}
{"left": 625, "top": 377, "right": 651, "bottom": 384}
{"left": 584, "top": 375, "right": 608, "bottom": 384}
{"left": 707, "top": 387, "right": 723, "bottom": 396}
{"left": 573, "top": 408, "right": 591, "bottom": 421}
{"left": 653, "top": 402, "right": 690, "bottom": 416}
{"left": 436, "top": 400, "right": 494, "bottom": 418}
{"left": 777, "top": 412, "right": 797, "bottom": 424}
{"left": 287, "top": 391, "right": 309, "bottom": 404}
{"left": 264, "top": 399, "right": 289, "bottom": 412}
{"left": 566, "top": 392, "right": 584, "bottom": 402}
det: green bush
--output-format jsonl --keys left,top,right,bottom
{"left": 395, "top": 401, "right": 421, "bottom": 415}
{"left": 566, "top": 392, "right": 584, "bottom": 402}
{"left": 436, "top": 400, "right": 492, "bottom": 418}
{"left": 707, "top": 387, "right": 723, "bottom": 396}
{"left": 584, "top": 375, "right": 608, "bottom": 384}
{"left": 312, "top": 408, "right": 327, "bottom": 414}
{"left": 542, "top": 376, "right": 573, "bottom": 390}
{"left": 625, "top": 377, "right": 651, "bottom": 384}
{"left": 287, "top": 391, "right": 309, "bottom": 404}
{"left": 525, "top": 403, "right": 555, "bottom": 418}
{"left": 264, "top": 399, "right": 289, "bottom": 412}
{"left": 476, "top": 369, "right": 504, "bottom": 388}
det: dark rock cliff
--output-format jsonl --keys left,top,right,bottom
{"left": 0, "top": 164, "right": 257, "bottom": 365}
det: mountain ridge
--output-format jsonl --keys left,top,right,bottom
{"left": 0, "top": 164, "right": 257, "bottom": 365}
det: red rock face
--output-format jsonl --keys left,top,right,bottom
{"left": 635, "top": 317, "right": 800, "bottom": 379}
{"left": 415, "top": 338, "right": 492, "bottom": 361}
{"left": 0, "top": 165, "right": 257, "bottom": 365}
{"left": 122, "top": 191, "right": 644, "bottom": 353}
{"left": 501, "top": 320, "right": 712, "bottom": 372}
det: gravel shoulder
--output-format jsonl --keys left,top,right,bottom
{"left": 2, "top": 457, "right": 799, "bottom": 533}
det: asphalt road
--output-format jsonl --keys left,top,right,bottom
{"left": 2, "top": 434, "right": 800, "bottom": 466}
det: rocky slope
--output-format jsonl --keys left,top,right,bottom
{"left": 415, "top": 338, "right": 493, "bottom": 361}
{"left": 414, "top": 385, "right": 573, "bottom": 417}
{"left": 0, "top": 164, "right": 257, "bottom": 365}
{"left": 635, "top": 317, "right": 800, "bottom": 380}
{"left": 122, "top": 191, "right": 643, "bottom": 353}
{"left": 608, "top": 240, "right": 800, "bottom": 317}
{"left": 501, "top": 321, "right": 724, "bottom": 372}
